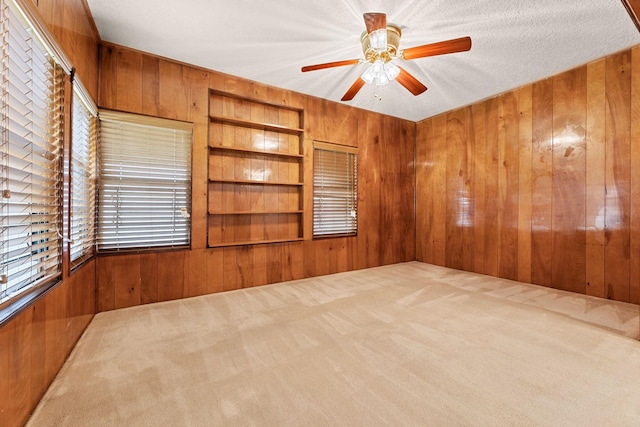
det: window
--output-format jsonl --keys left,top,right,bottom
{"left": 97, "top": 111, "right": 192, "bottom": 251}
{"left": 313, "top": 142, "right": 358, "bottom": 237}
{"left": 70, "top": 82, "right": 97, "bottom": 267}
{"left": 0, "top": 0, "right": 68, "bottom": 307}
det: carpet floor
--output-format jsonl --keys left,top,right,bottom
{"left": 27, "top": 262, "right": 640, "bottom": 426}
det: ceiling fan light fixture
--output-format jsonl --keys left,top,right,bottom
{"left": 361, "top": 24, "right": 401, "bottom": 61}
{"left": 384, "top": 61, "right": 400, "bottom": 80}
{"left": 361, "top": 59, "right": 399, "bottom": 86}
{"left": 369, "top": 29, "right": 387, "bottom": 51}
{"left": 301, "top": 12, "right": 470, "bottom": 102}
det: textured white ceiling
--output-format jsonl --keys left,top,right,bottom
{"left": 86, "top": 0, "right": 640, "bottom": 122}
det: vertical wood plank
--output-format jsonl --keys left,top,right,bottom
{"left": 498, "top": 92, "right": 520, "bottom": 281}
{"left": 314, "top": 239, "right": 331, "bottom": 276}
{"left": 96, "top": 256, "right": 115, "bottom": 312}
{"left": 379, "top": 116, "right": 397, "bottom": 266}
{"left": 604, "top": 51, "right": 632, "bottom": 301}
{"left": 335, "top": 238, "right": 348, "bottom": 273}
{"left": 140, "top": 253, "right": 159, "bottom": 305}
{"left": 483, "top": 97, "right": 500, "bottom": 276}
{"left": 267, "top": 244, "right": 283, "bottom": 284}
{"left": 252, "top": 244, "right": 268, "bottom": 287}
{"left": 206, "top": 249, "right": 224, "bottom": 294}
{"left": 361, "top": 112, "right": 382, "bottom": 268}
{"left": 98, "top": 44, "right": 117, "bottom": 109}
{"left": 355, "top": 111, "right": 370, "bottom": 269}
{"left": 237, "top": 246, "right": 254, "bottom": 288}
{"left": 445, "top": 108, "right": 466, "bottom": 270}
{"left": 630, "top": 46, "right": 640, "bottom": 305}
{"left": 531, "top": 79, "right": 554, "bottom": 287}
{"left": 157, "top": 251, "right": 186, "bottom": 302}
{"left": 290, "top": 241, "right": 305, "bottom": 279}
{"left": 586, "top": 59, "right": 607, "bottom": 298}
{"left": 223, "top": 247, "right": 238, "bottom": 291}
{"left": 159, "top": 61, "right": 189, "bottom": 120}
{"left": 403, "top": 120, "right": 417, "bottom": 262}
{"left": 141, "top": 55, "right": 160, "bottom": 117}
{"left": 346, "top": 235, "right": 359, "bottom": 272}
{"left": 303, "top": 138, "right": 313, "bottom": 241}
{"left": 551, "top": 68, "right": 587, "bottom": 294}
{"left": 115, "top": 48, "right": 143, "bottom": 113}
{"left": 516, "top": 86, "right": 533, "bottom": 283}
{"left": 415, "top": 119, "right": 433, "bottom": 263}
{"left": 471, "top": 103, "right": 487, "bottom": 274}
{"left": 185, "top": 249, "right": 207, "bottom": 297}
{"left": 29, "top": 300, "right": 47, "bottom": 411}
{"left": 281, "top": 243, "right": 294, "bottom": 281}
{"left": 113, "top": 254, "right": 141, "bottom": 310}
{"left": 461, "top": 111, "right": 475, "bottom": 272}
{"left": 303, "top": 240, "right": 316, "bottom": 278}
{"left": 45, "top": 284, "right": 68, "bottom": 387}
{"left": 431, "top": 113, "right": 447, "bottom": 267}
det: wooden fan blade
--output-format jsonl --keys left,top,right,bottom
{"left": 341, "top": 78, "right": 366, "bottom": 101}
{"left": 401, "top": 36, "right": 472, "bottom": 60}
{"left": 395, "top": 67, "right": 427, "bottom": 96}
{"left": 364, "top": 12, "right": 386, "bottom": 34}
{"left": 301, "top": 59, "right": 360, "bottom": 72}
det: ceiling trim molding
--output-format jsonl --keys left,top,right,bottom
{"left": 621, "top": 0, "right": 640, "bottom": 32}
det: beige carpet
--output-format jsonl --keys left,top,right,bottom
{"left": 28, "top": 262, "right": 640, "bottom": 426}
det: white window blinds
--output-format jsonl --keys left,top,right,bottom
{"left": 0, "top": 0, "right": 65, "bottom": 305}
{"left": 97, "top": 111, "right": 192, "bottom": 251}
{"left": 313, "top": 142, "right": 358, "bottom": 237}
{"left": 70, "top": 83, "right": 97, "bottom": 267}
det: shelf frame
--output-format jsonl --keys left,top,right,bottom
{"left": 209, "top": 115, "right": 303, "bottom": 135}
{"left": 209, "top": 144, "right": 303, "bottom": 159}
{"left": 209, "top": 210, "right": 303, "bottom": 215}
{"left": 209, "top": 178, "right": 303, "bottom": 186}
{"left": 207, "top": 89, "right": 305, "bottom": 248}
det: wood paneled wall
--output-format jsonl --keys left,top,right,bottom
{"left": 416, "top": 46, "right": 640, "bottom": 305}
{"left": 34, "top": 0, "right": 100, "bottom": 100}
{"left": 95, "top": 42, "right": 416, "bottom": 312}
{"left": 0, "top": 2, "right": 99, "bottom": 426}
{"left": 0, "top": 262, "right": 96, "bottom": 427}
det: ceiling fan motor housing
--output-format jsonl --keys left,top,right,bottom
{"left": 361, "top": 24, "right": 402, "bottom": 63}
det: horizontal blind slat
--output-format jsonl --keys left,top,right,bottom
{"left": 97, "top": 111, "right": 192, "bottom": 252}
{"left": 313, "top": 146, "right": 358, "bottom": 237}
{"left": 70, "top": 86, "right": 97, "bottom": 265}
{"left": 1, "top": 0, "right": 64, "bottom": 305}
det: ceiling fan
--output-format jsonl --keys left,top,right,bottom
{"left": 301, "top": 12, "right": 472, "bottom": 101}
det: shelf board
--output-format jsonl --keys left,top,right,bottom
{"left": 209, "top": 144, "right": 303, "bottom": 159}
{"left": 209, "top": 210, "right": 303, "bottom": 215}
{"left": 208, "top": 237, "right": 304, "bottom": 248}
{"left": 209, "top": 178, "right": 303, "bottom": 186}
{"left": 209, "top": 115, "right": 303, "bottom": 135}
{"left": 209, "top": 89, "right": 304, "bottom": 113}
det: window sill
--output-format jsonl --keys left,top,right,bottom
{"left": 312, "top": 233, "right": 358, "bottom": 240}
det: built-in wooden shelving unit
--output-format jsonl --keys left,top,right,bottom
{"left": 207, "top": 90, "right": 304, "bottom": 247}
